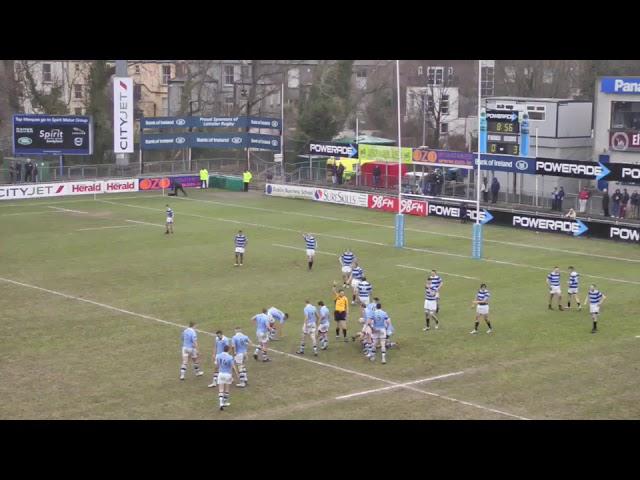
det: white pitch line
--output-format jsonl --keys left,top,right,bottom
{"left": 272, "top": 244, "right": 338, "bottom": 256}
{"left": 396, "top": 264, "right": 479, "bottom": 281}
{"left": 125, "top": 219, "right": 165, "bottom": 228}
{"left": 0, "top": 210, "right": 55, "bottom": 217}
{"left": 0, "top": 275, "right": 528, "bottom": 420}
{"left": 47, "top": 206, "right": 89, "bottom": 214}
{"left": 76, "top": 225, "right": 136, "bottom": 232}
{"left": 99, "top": 199, "right": 640, "bottom": 287}
{"left": 0, "top": 194, "right": 165, "bottom": 208}
{"left": 172, "top": 195, "right": 640, "bottom": 265}
{"left": 336, "top": 371, "right": 465, "bottom": 400}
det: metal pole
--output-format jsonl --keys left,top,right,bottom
{"left": 395, "top": 60, "right": 404, "bottom": 248}
{"left": 188, "top": 101, "right": 193, "bottom": 172}
{"left": 355, "top": 116, "right": 359, "bottom": 186}
{"left": 535, "top": 127, "right": 539, "bottom": 207}
{"left": 280, "top": 82, "right": 284, "bottom": 180}
{"left": 475, "top": 62, "right": 481, "bottom": 224}
{"left": 422, "top": 92, "right": 426, "bottom": 146}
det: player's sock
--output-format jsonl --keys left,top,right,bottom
{"left": 298, "top": 342, "right": 305, "bottom": 353}
{"left": 212, "top": 372, "right": 218, "bottom": 385}
{"left": 426, "top": 317, "right": 430, "bottom": 328}
{"left": 193, "top": 363, "right": 200, "bottom": 373}
{"left": 592, "top": 321, "right": 597, "bottom": 331}
{"left": 381, "top": 348, "right": 387, "bottom": 363}
{"left": 180, "top": 364, "right": 187, "bottom": 379}
{"left": 474, "top": 321, "right": 479, "bottom": 330}
{"left": 219, "top": 394, "right": 224, "bottom": 408}
{"left": 568, "top": 301, "right": 571, "bottom": 308}
{"left": 486, "top": 321, "right": 492, "bottom": 329}
{"left": 577, "top": 302, "right": 581, "bottom": 308}
{"left": 342, "top": 329, "right": 347, "bottom": 338}
{"left": 308, "top": 261, "right": 312, "bottom": 270}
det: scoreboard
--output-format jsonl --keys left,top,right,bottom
{"left": 485, "top": 109, "right": 520, "bottom": 156}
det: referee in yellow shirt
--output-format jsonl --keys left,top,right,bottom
{"left": 332, "top": 281, "right": 349, "bottom": 342}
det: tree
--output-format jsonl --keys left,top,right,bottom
{"left": 85, "top": 61, "right": 116, "bottom": 163}
{"left": 365, "top": 86, "right": 395, "bottom": 136}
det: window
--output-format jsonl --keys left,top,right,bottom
{"left": 161, "top": 97, "right": 168, "bottom": 116}
{"left": 241, "top": 65, "right": 249, "bottom": 80}
{"left": 611, "top": 101, "right": 640, "bottom": 130}
{"left": 440, "top": 123, "right": 449, "bottom": 134}
{"left": 356, "top": 69, "right": 367, "bottom": 79}
{"left": 543, "top": 69, "right": 554, "bottom": 84}
{"left": 224, "top": 65, "right": 235, "bottom": 85}
{"left": 42, "top": 63, "right": 52, "bottom": 83}
{"left": 480, "top": 66, "right": 494, "bottom": 97}
{"left": 134, "top": 84, "right": 142, "bottom": 102}
{"left": 161, "top": 65, "right": 171, "bottom": 85}
{"left": 417, "top": 66, "right": 423, "bottom": 76}
{"left": 427, "top": 95, "right": 435, "bottom": 112}
{"left": 288, "top": 68, "right": 300, "bottom": 88}
{"left": 75, "top": 63, "right": 80, "bottom": 73}
{"left": 73, "top": 84, "right": 82, "bottom": 99}
{"left": 441, "top": 94, "right": 449, "bottom": 115}
{"left": 427, "top": 66, "right": 444, "bottom": 86}
{"left": 74, "top": 108, "right": 83, "bottom": 115}
{"left": 526, "top": 104, "right": 546, "bottom": 121}
{"left": 135, "top": 65, "right": 140, "bottom": 75}
{"left": 504, "top": 66, "right": 516, "bottom": 83}
{"left": 447, "top": 66, "right": 454, "bottom": 82}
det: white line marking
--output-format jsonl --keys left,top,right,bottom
{"left": 125, "top": 219, "right": 165, "bottom": 227}
{"left": 0, "top": 194, "right": 164, "bottom": 208}
{"left": 395, "top": 264, "right": 479, "bottom": 281}
{"left": 76, "top": 225, "right": 136, "bottom": 232}
{"left": 99, "top": 199, "right": 640, "bottom": 286}
{"left": 47, "top": 206, "right": 89, "bottom": 214}
{"left": 635, "top": 336, "right": 640, "bottom": 338}
{"left": 336, "top": 371, "right": 465, "bottom": 400}
{"left": 0, "top": 211, "right": 55, "bottom": 217}
{"left": 272, "top": 244, "right": 338, "bottom": 256}
{"left": 0, "top": 275, "right": 528, "bottom": 420}
{"left": 170, "top": 195, "right": 640, "bottom": 265}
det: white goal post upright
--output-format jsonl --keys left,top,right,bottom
{"left": 472, "top": 60, "right": 483, "bottom": 259}
{"left": 395, "top": 60, "right": 405, "bottom": 248}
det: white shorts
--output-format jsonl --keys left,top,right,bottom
{"left": 568, "top": 288, "right": 578, "bottom": 295}
{"left": 359, "top": 296, "right": 370, "bottom": 306}
{"left": 303, "top": 323, "right": 317, "bottom": 335}
{"left": 351, "top": 279, "right": 360, "bottom": 291}
{"left": 235, "top": 247, "right": 245, "bottom": 254}
{"left": 234, "top": 353, "right": 246, "bottom": 365}
{"left": 424, "top": 300, "right": 437, "bottom": 312}
{"left": 318, "top": 323, "right": 329, "bottom": 333}
{"left": 372, "top": 328, "right": 387, "bottom": 341}
{"left": 342, "top": 266, "right": 352, "bottom": 274}
{"left": 166, "top": 217, "right": 173, "bottom": 224}
{"left": 306, "top": 249, "right": 316, "bottom": 257}
{"left": 181, "top": 347, "right": 198, "bottom": 361}
{"left": 549, "top": 286, "right": 561, "bottom": 295}
{"left": 256, "top": 331, "right": 269, "bottom": 344}
{"left": 217, "top": 372, "right": 232, "bottom": 385}
{"left": 476, "top": 304, "right": 489, "bottom": 315}
{"left": 590, "top": 304, "right": 600, "bottom": 315}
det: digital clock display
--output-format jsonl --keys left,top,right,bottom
{"left": 487, "top": 120, "right": 520, "bottom": 134}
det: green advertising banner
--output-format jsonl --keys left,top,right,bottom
{"left": 358, "top": 144, "right": 412, "bottom": 163}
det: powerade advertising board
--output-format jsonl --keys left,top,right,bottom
{"left": 13, "top": 115, "right": 93, "bottom": 155}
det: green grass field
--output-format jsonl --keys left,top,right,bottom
{"left": 1, "top": 188, "right": 639, "bottom": 419}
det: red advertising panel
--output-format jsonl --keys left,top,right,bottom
{"left": 367, "top": 194, "right": 428, "bottom": 217}
{"left": 610, "top": 130, "right": 640, "bottom": 151}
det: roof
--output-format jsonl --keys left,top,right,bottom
{"left": 486, "top": 96, "right": 578, "bottom": 103}
{"left": 332, "top": 135, "right": 396, "bottom": 145}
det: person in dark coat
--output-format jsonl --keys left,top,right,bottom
{"left": 620, "top": 188, "right": 630, "bottom": 218}
{"left": 32, "top": 163, "right": 39, "bottom": 183}
{"left": 336, "top": 163, "right": 345, "bottom": 185}
{"left": 373, "top": 165, "right": 381, "bottom": 187}
{"left": 612, "top": 189, "right": 622, "bottom": 218}
{"left": 8, "top": 161, "right": 15, "bottom": 183}
{"left": 16, "top": 162, "right": 22, "bottom": 182}
{"left": 460, "top": 203, "right": 468, "bottom": 224}
{"left": 490, "top": 177, "right": 500, "bottom": 203}
{"left": 24, "top": 160, "right": 33, "bottom": 182}
{"left": 602, "top": 188, "right": 610, "bottom": 217}
{"left": 168, "top": 179, "right": 187, "bottom": 196}
{"left": 557, "top": 186, "right": 565, "bottom": 212}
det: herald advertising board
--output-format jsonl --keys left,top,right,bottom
{"left": 368, "top": 194, "right": 428, "bottom": 217}
{"left": 0, "top": 179, "right": 139, "bottom": 200}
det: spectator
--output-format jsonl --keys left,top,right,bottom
{"left": 242, "top": 169, "right": 252, "bottom": 192}
{"left": 8, "top": 160, "right": 15, "bottom": 183}
{"left": 336, "top": 163, "right": 345, "bottom": 185}
{"left": 482, "top": 177, "right": 489, "bottom": 203}
{"left": 373, "top": 164, "right": 381, "bottom": 187}
{"left": 578, "top": 187, "right": 590, "bottom": 213}
{"left": 490, "top": 177, "right": 500, "bottom": 203}
{"left": 24, "top": 160, "right": 33, "bottom": 182}
{"left": 32, "top": 162, "right": 38, "bottom": 183}
{"left": 434, "top": 169, "right": 443, "bottom": 196}
{"left": 330, "top": 163, "right": 337, "bottom": 184}
{"left": 602, "top": 188, "right": 610, "bottom": 217}
{"left": 551, "top": 187, "right": 558, "bottom": 211}
{"left": 564, "top": 208, "right": 577, "bottom": 220}
{"left": 199, "top": 168, "right": 208, "bottom": 189}
{"left": 16, "top": 162, "right": 22, "bottom": 182}
{"left": 460, "top": 203, "right": 468, "bottom": 224}
{"left": 557, "top": 186, "right": 565, "bottom": 212}
{"left": 620, "top": 188, "right": 630, "bottom": 219}
{"left": 611, "top": 189, "right": 622, "bottom": 218}
{"left": 631, "top": 191, "right": 639, "bottom": 219}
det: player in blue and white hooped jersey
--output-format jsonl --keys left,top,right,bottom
{"left": 348, "top": 263, "right": 364, "bottom": 305}
{"left": 251, "top": 309, "right": 272, "bottom": 362}
{"left": 267, "top": 306, "right": 289, "bottom": 341}
{"left": 297, "top": 300, "right": 319, "bottom": 356}
{"left": 547, "top": 266, "right": 564, "bottom": 311}
{"left": 165, "top": 204, "right": 174, "bottom": 234}
{"left": 567, "top": 266, "right": 582, "bottom": 311}
{"left": 357, "top": 276, "right": 373, "bottom": 307}
{"left": 302, "top": 233, "right": 317, "bottom": 271}
{"left": 180, "top": 322, "right": 204, "bottom": 380}
{"left": 428, "top": 270, "right": 444, "bottom": 313}
{"left": 215, "top": 345, "right": 239, "bottom": 411}
{"left": 208, "top": 330, "right": 231, "bottom": 387}
{"left": 369, "top": 303, "right": 390, "bottom": 364}
{"left": 584, "top": 285, "right": 606, "bottom": 333}
{"left": 353, "top": 297, "right": 378, "bottom": 355}
{"left": 317, "top": 301, "right": 331, "bottom": 350}
{"left": 231, "top": 327, "right": 250, "bottom": 387}
{"left": 234, "top": 230, "right": 248, "bottom": 266}
{"left": 339, "top": 249, "right": 356, "bottom": 288}
{"left": 471, "top": 283, "right": 492, "bottom": 334}
{"left": 423, "top": 284, "right": 439, "bottom": 331}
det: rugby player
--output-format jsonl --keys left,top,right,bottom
{"left": 165, "top": 204, "right": 174, "bottom": 235}
{"left": 471, "top": 283, "right": 492, "bottom": 334}
{"left": 339, "top": 249, "right": 356, "bottom": 288}
{"left": 423, "top": 284, "right": 439, "bottom": 331}
{"left": 267, "top": 306, "right": 289, "bottom": 341}
{"left": 317, "top": 301, "right": 331, "bottom": 350}
{"left": 234, "top": 230, "right": 247, "bottom": 266}
{"left": 567, "top": 266, "right": 581, "bottom": 310}
{"left": 180, "top": 322, "right": 204, "bottom": 380}
{"left": 584, "top": 285, "right": 606, "bottom": 333}
{"left": 428, "top": 270, "right": 444, "bottom": 313}
{"left": 231, "top": 327, "right": 250, "bottom": 387}
{"left": 348, "top": 262, "right": 364, "bottom": 305}
{"left": 251, "top": 309, "right": 272, "bottom": 362}
{"left": 302, "top": 233, "right": 317, "bottom": 271}
{"left": 297, "top": 300, "right": 319, "bottom": 356}
{"left": 215, "top": 345, "right": 239, "bottom": 411}
{"left": 547, "top": 266, "right": 564, "bottom": 310}
{"left": 208, "top": 330, "right": 231, "bottom": 387}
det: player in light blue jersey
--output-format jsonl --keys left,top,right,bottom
{"left": 297, "top": 300, "right": 319, "bottom": 356}
{"left": 208, "top": 330, "right": 231, "bottom": 387}
{"left": 215, "top": 345, "right": 239, "bottom": 411}
{"left": 547, "top": 266, "right": 564, "bottom": 311}
{"left": 584, "top": 284, "right": 606, "bottom": 333}
{"left": 428, "top": 270, "right": 444, "bottom": 313}
{"left": 267, "top": 306, "right": 289, "bottom": 341}
{"left": 234, "top": 230, "right": 248, "bottom": 266}
{"left": 348, "top": 263, "right": 364, "bottom": 305}
{"left": 386, "top": 317, "right": 397, "bottom": 349}
{"left": 252, "top": 309, "right": 272, "bottom": 362}
{"left": 353, "top": 297, "right": 378, "bottom": 356}
{"left": 370, "top": 303, "right": 391, "bottom": 364}
{"left": 471, "top": 283, "right": 492, "bottom": 334}
{"left": 303, "top": 233, "right": 317, "bottom": 271}
{"left": 180, "top": 321, "right": 204, "bottom": 380}
{"left": 423, "top": 284, "right": 439, "bottom": 331}
{"left": 317, "top": 301, "right": 331, "bottom": 350}
{"left": 567, "top": 266, "right": 582, "bottom": 311}
{"left": 231, "top": 327, "right": 250, "bottom": 387}
{"left": 165, "top": 204, "right": 174, "bottom": 234}
{"left": 340, "top": 249, "right": 356, "bottom": 288}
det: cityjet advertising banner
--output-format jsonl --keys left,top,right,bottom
{"left": 113, "top": 77, "right": 134, "bottom": 153}
{"left": 0, "top": 179, "right": 138, "bottom": 200}
{"left": 13, "top": 114, "right": 93, "bottom": 156}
